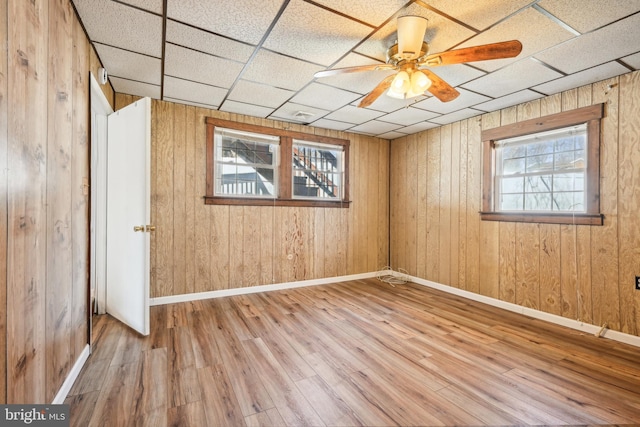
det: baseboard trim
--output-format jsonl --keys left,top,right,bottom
{"left": 52, "top": 344, "right": 91, "bottom": 404}
{"left": 406, "top": 274, "right": 640, "bottom": 348}
{"left": 149, "top": 272, "right": 378, "bottom": 306}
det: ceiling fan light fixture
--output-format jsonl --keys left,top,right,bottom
{"left": 390, "top": 70, "right": 410, "bottom": 93}
{"left": 397, "top": 15, "right": 428, "bottom": 60}
{"left": 411, "top": 70, "right": 431, "bottom": 92}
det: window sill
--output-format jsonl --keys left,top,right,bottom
{"left": 204, "top": 196, "right": 351, "bottom": 208}
{"left": 480, "top": 211, "right": 603, "bottom": 225}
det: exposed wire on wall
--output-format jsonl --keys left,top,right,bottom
{"left": 376, "top": 266, "right": 409, "bottom": 287}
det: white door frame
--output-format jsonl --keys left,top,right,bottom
{"left": 90, "top": 73, "right": 113, "bottom": 316}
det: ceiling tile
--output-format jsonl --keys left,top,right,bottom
{"left": 355, "top": 3, "right": 476, "bottom": 63}
{"left": 378, "top": 106, "right": 440, "bottom": 126}
{"left": 456, "top": 7, "right": 575, "bottom": 72}
{"left": 290, "top": 83, "right": 361, "bottom": 111}
{"left": 270, "top": 102, "right": 330, "bottom": 124}
{"left": 163, "top": 76, "right": 228, "bottom": 107}
{"left": 533, "top": 62, "right": 630, "bottom": 95}
{"left": 422, "top": 64, "right": 486, "bottom": 87}
{"left": 220, "top": 100, "right": 274, "bottom": 118}
{"left": 473, "top": 89, "right": 543, "bottom": 112}
{"left": 73, "top": 0, "right": 162, "bottom": 56}
{"left": 164, "top": 97, "right": 217, "bottom": 110}
{"left": 311, "top": 0, "right": 406, "bottom": 27}
{"left": 461, "top": 58, "right": 562, "bottom": 97}
{"left": 166, "top": 0, "right": 283, "bottom": 45}
{"left": 94, "top": 43, "right": 161, "bottom": 85}
{"left": 263, "top": 0, "right": 373, "bottom": 66}
{"left": 622, "top": 51, "right": 640, "bottom": 69}
{"left": 165, "top": 20, "right": 255, "bottom": 62}
{"left": 228, "top": 80, "right": 295, "bottom": 108}
{"left": 243, "top": 50, "right": 324, "bottom": 91}
{"left": 309, "top": 118, "right": 354, "bottom": 131}
{"left": 378, "top": 131, "right": 408, "bottom": 140}
{"left": 110, "top": 77, "right": 161, "bottom": 99}
{"left": 413, "top": 88, "right": 490, "bottom": 115}
{"left": 349, "top": 120, "right": 402, "bottom": 136}
{"left": 425, "top": 0, "right": 533, "bottom": 31}
{"left": 324, "top": 105, "right": 385, "bottom": 124}
{"left": 428, "top": 108, "right": 482, "bottom": 125}
{"left": 398, "top": 121, "right": 441, "bottom": 134}
{"left": 537, "top": 0, "right": 640, "bottom": 33}
{"left": 164, "top": 44, "right": 244, "bottom": 88}
{"left": 534, "top": 12, "right": 640, "bottom": 74}
{"left": 118, "top": 0, "right": 163, "bottom": 14}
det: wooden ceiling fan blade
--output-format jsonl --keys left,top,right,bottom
{"left": 314, "top": 64, "right": 396, "bottom": 79}
{"left": 422, "top": 69, "right": 460, "bottom": 102}
{"left": 358, "top": 75, "right": 396, "bottom": 108}
{"left": 421, "top": 40, "right": 522, "bottom": 67}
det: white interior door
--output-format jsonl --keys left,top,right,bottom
{"left": 106, "top": 97, "right": 151, "bottom": 336}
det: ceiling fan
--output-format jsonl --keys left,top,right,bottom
{"left": 314, "top": 15, "right": 523, "bottom": 108}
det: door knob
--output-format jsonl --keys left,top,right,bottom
{"left": 133, "top": 225, "right": 145, "bottom": 232}
{"left": 146, "top": 225, "right": 156, "bottom": 232}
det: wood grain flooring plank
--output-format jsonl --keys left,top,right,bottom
{"left": 68, "top": 279, "right": 640, "bottom": 426}
{"left": 241, "top": 338, "right": 325, "bottom": 427}
{"left": 198, "top": 364, "right": 247, "bottom": 427}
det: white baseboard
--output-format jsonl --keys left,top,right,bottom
{"left": 406, "top": 274, "right": 640, "bottom": 348}
{"left": 149, "top": 271, "right": 378, "bottom": 306}
{"left": 52, "top": 344, "right": 91, "bottom": 404}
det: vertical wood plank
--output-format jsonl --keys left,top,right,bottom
{"left": 71, "top": 12, "right": 89, "bottom": 364}
{"left": 194, "top": 108, "right": 211, "bottom": 293}
{"left": 617, "top": 71, "right": 640, "bottom": 335}
{"left": 416, "top": 133, "right": 428, "bottom": 278}
{"left": 498, "top": 106, "right": 518, "bottom": 303}
{"left": 449, "top": 122, "right": 461, "bottom": 288}
{"left": 458, "top": 120, "right": 468, "bottom": 288}
{"left": 377, "top": 139, "right": 390, "bottom": 270}
{"left": 405, "top": 134, "right": 418, "bottom": 276}
{"left": 366, "top": 139, "right": 379, "bottom": 272}
{"left": 154, "top": 101, "right": 174, "bottom": 297}
{"left": 184, "top": 106, "right": 197, "bottom": 294}
{"left": 7, "top": 0, "right": 49, "bottom": 403}
{"left": 426, "top": 129, "right": 440, "bottom": 281}
{"left": 591, "top": 78, "right": 621, "bottom": 330}
{"left": 229, "top": 206, "right": 244, "bottom": 288}
{"left": 311, "top": 206, "right": 325, "bottom": 279}
{"left": 243, "top": 206, "right": 261, "bottom": 287}
{"left": 0, "top": 0, "right": 8, "bottom": 404}
{"left": 390, "top": 138, "right": 407, "bottom": 271}
{"left": 479, "top": 112, "right": 500, "bottom": 298}
{"left": 260, "top": 206, "right": 274, "bottom": 285}
{"left": 46, "top": 0, "right": 75, "bottom": 401}
{"left": 465, "top": 118, "right": 481, "bottom": 294}
{"left": 439, "top": 125, "right": 452, "bottom": 286}
{"left": 173, "top": 103, "right": 187, "bottom": 296}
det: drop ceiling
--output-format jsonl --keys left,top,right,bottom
{"left": 73, "top": 0, "right": 640, "bottom": 139}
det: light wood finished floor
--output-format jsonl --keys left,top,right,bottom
{"left": 65, "top": 279, "right": 640, "bottom": 426}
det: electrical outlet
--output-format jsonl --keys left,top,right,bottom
{"left": 636, "top": 276, "right": 640, "bottom": 290}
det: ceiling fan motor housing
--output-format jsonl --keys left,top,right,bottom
{"left": 386, "top": 42, "right": 430, "bottom": 66}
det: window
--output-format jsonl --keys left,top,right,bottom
{"left": 292, "top": 141, "right": 343, "bottom": 200}
{"left": 481, "top": 104, "right": 604, "bottom": 225}
{"left": 205, "top": 118, "right": 349, "bottom": 207}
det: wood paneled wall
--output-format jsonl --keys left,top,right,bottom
{"left": 391, "top": 71, "right": 640, "bottom": 337}
{"left": 114, "top": 95, "right": 390, "bottom": 298}
{"left": 1, "top": 0, "right": 104, "bottom": 403}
